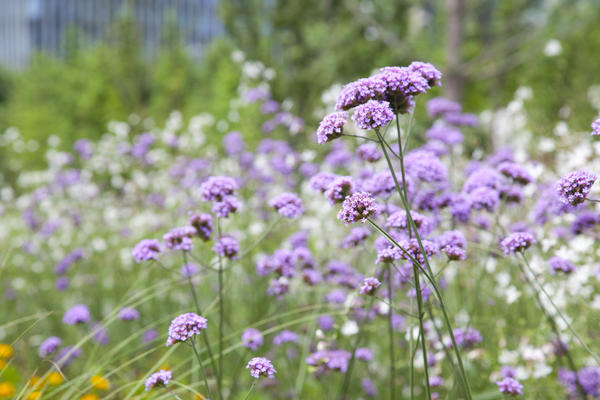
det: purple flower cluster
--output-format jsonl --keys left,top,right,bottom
{"left": 496, "top": 377, "right": 523, "bottom": 396}
{"left": 200, "top": 176, "right": 241, "bottom": 218}
{"left": 189, "top": 212, "right": 212, "bottom": 241}
{"left": 242, "top": 328, "right": 264, "bottom": 351}
{"left": 556, "top": 170, "right": 597, "bottom": 206}
{"left": 247, "top": 357, "right": 277, "bottom": 379}
{"left": 166, "top": 312, "right": 207, "bottom": 346}
{"left": 427, "top": 97, "right": 462, "bottom": 118}
{"left": 39, "top": 336, "right": 62, "bottom": 357}
{"left": 163, "top": 226, "right": 196, "bottom": 252}
{"left": 269, "top": 192, "right": 304, "bottom": 218}
{"left": 337, "top": 192, "right": 377, "bottom": 224}
{"left": 316, "top": 111, "right": 348, "bottom": 144}
{"left": 351, "top": 100, "right": 394, "bottom": 130}
{"left": 499, "top": 232, "right": 535, "bottom": 255}
{"left": 592, "top": 118, "right": 600, "bottom": 136}
{"left": 145, "top": 369, "right": 172, "bottom": 391}
{"left": 63, "top": 304, "right": 91, "bottom": 325}
{"left": 306, "top": 349, "right": 352, "bottom": 373}
{"left": 213, "top": 235, "right": 240, "bottom": 260}
{"left": 118, "top": 307, "right": 140, "bottom": 321}
{"left": 132, "top": 239, "right": 162, "bottom": 262}
{"left": 548, "top": 256, "right": 576, "bottom": 274}
{"left": 359, "top": 277, "right": 381, "bottom": 295}
{"left": 356, "top": 143, "right": 381, "bottom": 162}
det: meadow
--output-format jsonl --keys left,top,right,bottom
{"left": 2, "top": 54, "right": 600, "bottom": 400}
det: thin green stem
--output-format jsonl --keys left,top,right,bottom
{"left": 243, "top": 381, "right": 257, "bottom": 400}
{"left": 165, "top": 386, "right": 184, "bottom": 400}
{"left": 216, "top": 218, "right": 225, "bottom": 399}
{"left": 411, "top": 261, "right": 431, "bottom": 400}
{"left": 192, "top": 338, "right": 214, "bottom": 400}
{"left": 341, "top": 133, "right": 379, "bottom": 142}
{"left": 386, "top": 264, "right": 397, "bottom": 400}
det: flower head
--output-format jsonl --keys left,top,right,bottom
{"left": 241, "top": 328, "right": 264, "bottom": 351}
{"left": 144, "top": 370, "right": 172, "bottom": 391}
{"left": 39, "top": 336, "right": 61, "bottom": 357}
{"left": 592, "top": 118, "right": 600, "bottom": 136}
{"left": 496, "top": 377, "right": 523, "bottom": 396}
{"left": 132, "top": 239, "right": 161, "bottom": 263}
{"left": 335, "top": 77, "right": 386, "bottom": 110}
{"left": 351, "top": 100, "right": 394, "bottom": 130}
{"left": 118, "top": 307, "right": 140, "bottom": 321}
{"left": 360, "top": 277, "right": 381, "bottom": 295}
{"left": 246, "top": 357, "right": 277, "bottom": 379}
{"left": 213, "top": 235, "right": 240, "bottom": 260}
{"left": 63, "top": 304, "right": 91, "bottom": 325}
{"left": 556, "top": 170, "right": 597, "bottom": 206}
{"left": 356, "top": 143, "right": 381, "bottom": 162}
{"left": 337, "top": 192, "right": 377, "bottom": 224}
{"left": 200, "top": 176, "right": 238, "bottom": 202}
{"left": 548, "top": 256, "right": 576, "bottom": 274}
{"left": 163, "top": 227, "right": 196, "bottom": 252}
{"left": 269, "top": 192, "right": 304, "bottom": 218}
{"left": 316, "top": 112, "right": 348, "bottom": 144}
{"left": 189, "top": 213, "right": 212, "bottom": 241}
{"left": 166, "top": 313, "right": 207, "bottom": 346}
{"left": 499, "top": 232, "right": 535, "bottom": 255}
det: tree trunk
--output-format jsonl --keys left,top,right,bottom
{"left": 445, "top": 0, "right": 465, "bottom": 102}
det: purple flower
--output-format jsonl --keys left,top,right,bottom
{"left": 273, "top": 330, "right": 299, "bottom": 345}
{"left": 213, "top": 235, "right": 239, "bottom": 260}
{"left": 444, "top": 112, "right": 479, "bottom": 126}
{"left": 212, "top": 195, "right": 242, "bottom": 218}
{"left": 132, "top": 240, "right": 162, "bottom": 263}
{"left": 409, "top": 61, "right": 442, "bottom": 87}
{"left": 365, "top": 171, "right": 401, "bottom": 197}
{"left": 497, "top": 162, "right": 533, "bottom": 184}
{"left": 386, "top": 209, "right": 433, "bottom": 235}
{"left": 119, "top": 307, "right": 140, "bottom": 321}
{"left": 63, "top": 304, "right": 91, "bottom": 325}
{"left": 362, "top": 378, "right": 377, "bottom": 397}
{"left": 556, "top": 170, "right": 597, "bottom": 206}
{"left": 355, "top": 347, "right": 373, "bottom": 362}
{"left": 267, "top": 277, "right": 290, "bottom": 299}
{"left": 247, "top": 357, "right": 277, "bottom": 379}
{"left": 261, "top": 100, "right": 279, "bottom": 114}
{"left": 142, "top": 329, "right": 158, "bottom": 343}
{"left": 189, "top": 213, "right": 212, "bottom": 241}
{"left": 376, "top": 247, "right": 402, "bottom": 264}
{"left": 427, "top": 97, "right": 462, "bottom": 118}
{"left": 316, "top": 111, "right": 348, "bottom": 144}
{"left": 351, "top": 100, "right": 394, "bottom": 130}
{"left": 39, "top": 336, "right": 61, "bottom": 357}
{"left": 163, "top": 227, "right": 196, "bottom": 252}
{"left": 336, "top": 77, "right": 387, "bottom": 110}
{"left": 437, "top": 230, "right": 467, "bottom": 261}
{"left": 592, "top": 118, "right": 600, "bottom": 136}
{"left": 356, "top": 143, "right": 381, "bottom": 162}
{"left": 341, "top": 227, "right": 371, "bottom": 248}
{"left": 310, "top": 172, "right": 338, "bottom": 193}
{"left": 91, "top": 323, "right": 110, "bottom": 345}
{"left": 306, "top": 349, "right": 352, "bottom": 373}
{"left": 499, "top": 232, "right": 535, "bottom": 255}
{"left": 338, "top": 192, "right": 377, "bottom": 224}
{"left": 73, "top": 138, "right": 93, "bottom": 159}
{"left": 449, "top": 327, "right": 483, "bottom": 349}
{"left": 469, "top": 186, "right": 500, "bottom": 212}
{"left": 496, "top": 377, "right": 523, "bottom": 396}
{"left": 325, "top": 176, "right": 355, "bottom": 204}
{"left": 318, "top": 315, "right": 335, "bottom": 331}
{"left": 269, "top": 192, "right": 304, "bottom": 218}
{"left": 501, "top": 366, "right": 517, "bottom": 378}
{"left": 55, "top": 276, "right": 69, "bottom": 291}
{"left": 397, "top": 238, "right": 439, "bottom": 264}
{"left": 426, "top": 124, "right": 464, "bottom": 146}
{"left": 405, "top": 150, "right": 447, "bottom": 183}
{"left": 242, "top": 328, "right": 264, "bottom": 351}
{"left": 223, "top": 131, "right": 246, "bottom": 155}
{"left": 54, "top": 248, "right": 85, "bottom": 274}
{"left": 166, "top": 313, "right": 207, "bottom": 346}
{"left": 180, "top": 262, "right": 199, "bottom": 277}
{"left": 200, "top": 176, "right": 238, "bottom": 202}
{"left": 549, "top": 256, "right": 576, "bottom": 274}
{"left": 360, "top": 278, "right": 383, "bottom": 296}
{"left": 55, "top": 346, "right": 82, "bottom": 367}
{"left": 145, "top": 369, "right": 172, "bottom": 390}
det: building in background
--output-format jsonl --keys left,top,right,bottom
{"left": 0, "top": 0, "right": 222, "bottom": 69}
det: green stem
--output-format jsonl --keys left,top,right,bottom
{"left": 192, "top": 338, "right": 214, "bottom": 400}
{"left": 386, "top": 263, "right": 397, "bottom": 400}
{"left": 216, "top": 218, "right": 225, "bottom": 399}
{"left": 165, "top": 386, "right": 184, "bottom": 400}
{"left": 411, "top": 261, "right": 431, "bottom": 400}
{"left": 243, "top": 381, "right": 257, "bottom": 400}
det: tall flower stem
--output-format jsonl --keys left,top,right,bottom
{"left": 216, "top": 218, "right": 225, "bottom": 398}
{"left": 243, "top": 381, "right": 257, "bottom": 400}
{"left": 373, "top": 127, "right": 472, "bottom": 399}
{"left": 191, "top": 337, "right": 214, "bottom": 400}
{"left": 385, "top": 263, "right": 398, "bottom": 400}
{"left": 410, "top": 260, "right": 431, "bottom": 400}
{"left": 165, "top": 386, "right": 184, "bottom": 400}
{"left": 183, "top": 252, "right": 218, "bottom": 397}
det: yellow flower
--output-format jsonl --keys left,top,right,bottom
{"left": 28, "top": 376, "right": 43, "bottom": 388}
{"left": 0, "top": 382, "right": 15, "bottom": 398}
{"left": 90, "top": 375, "right": 110, "bottom": 391}
{"left": 27, "top": 391, "right": 42, "bottom": 400}
{"left": 80, "top": 394, "right": 98, "bottom": 400}
{"left": 194, "top": 394, "right": 207, "bottom": 400}
{"left": 46, "top": 372, "right": 64, "bottom": 386}
{"left": 0, "top": 360, "right": 5, "bottom": 369}
{"left": 159, "top": 364, "right": 170, "bottom": 371}
{"left": 0, "top": 344, "right": 13, "bottom": 359}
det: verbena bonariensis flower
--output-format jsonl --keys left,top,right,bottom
{"left": 468, "top": 186, "right": 500, "bottom": 212}
{"left": 200, "top": 176, "right": 238, "bottom": 202}
{"left": 462, "top": 167, "right": 505, "bottom": 193}
{"left": 362, "top": 378, "right": 377, "bottom": 397}
{"left": 325, "top": 176, "right": 355, "bottom": 204}
{"left": 39, "top": 336, "right": 61, "bottom": 357}
{"left": 447, "top": 327, "right": 483, "bottom": 349}
{"left": 246, "top": 357, "right": 277, "bottom": 379}
{"left": 376, "top": 247, "right": 402, "bottom": 264}
{"left": 144, "top": 369, "right": 172, "bottom": 391}
{"left": 386, "top": 209, "right": 434, "bottom": 235}
{"left": 355, "top": 347, "right": 373, "bottom": 362}
{"left": 54, "top": 248, "right": 85, "bottom": 275}
{"left": 356, "top": 143, "right": 381, "bottom": 162}
{"left": 267, "top": 277, "right": 290, "bottom": 299}
{"left": 497, "top": 162, "right": 533, "bottom": 184}
{"left": 63, "top": 304, "right": 91, "bottom": 325}
{"left": 409, "top": 61, "right": 442, "bottom": 87}
{"left": 548, "top": 256, "right": 576, "bottom": 274}
{"left": 213, "top": 235, "right": 239, "bottom": 260}
{"left": 499, "top": 232, "right": 535, "bottom": 255}
{"left": 360, "top": 277, "right": 381, "bottom": 295}
{"left": 212, "top": 195, "right": 241, "bottom": 218}
{"left": 397, "top": 238, "right": 439, "bottom": 264}
{"left": 592, "top": 118, "right": 600, "bottom": 136}
{"left": 241, "top": 328, "right": 264, "bottom": 351}
{"left": 180, "top": 262, "right": 199, "bottom": 277}
{"left": 188, "top": 212, "right": 212, "bottom": 241}
{"left": 335, "top": 77, "right": 387, "bottom": 110}
{"left": 132, "top": 239, "right": 162, "bottom": 262}
{"left": 425, "top": 124, "right": 464, "bottom": 146}
{"left": 340, "top": 227, "right": 371, "bottom": 248}
{"left": 118, "top": 307, "right": 139, "bottom": 321}
{"left": 316, "top": 111, "right": 348, "bottom": 144}
{"left": 405, "top": 150, "right": 448, "bottom": 183}
{"left": 273, "top": 330, "right": 299, "bottom": 345}
{"left": 269, "top": 192, "right": 304, "bottom": 218}
{"left": 437, "top": 230, "right": 467, "bottom": 261}
{"left": 163, "top": 227, "right": 196, "bottom": 252}
{"left": 337, "top": 192, "right": 377, "bottom": 224}
{"left": 444, "top": 111, "right": 478, "bottom": 127}
{"left": 556, "top": 170, "right": 597, "bottom": 206}
{"left": 55, "top": 346, "right": 82, "bottom": 367}
{"left": 496, "top": 377, "right": 523, "bottom": 396}
{"left": 427, "top": 97, "right": 462, "bottom": 118}
{"left": 351, "top": 100, "right": 394, "bottom": 130}
{"left": 310, "top": 172, "right": 337, "bottom": 193}
{"left": 166, "top": 313, "right": 207, "bottom": 346}
{"left": 306, "top": 349, "right": 352, "bottom": 373}
{"left": 223, "top": 131, "right": 246, "bottom": 155}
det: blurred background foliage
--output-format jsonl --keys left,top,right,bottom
{"left": 1, "top": 0, "right": 600, "bottom": 170}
